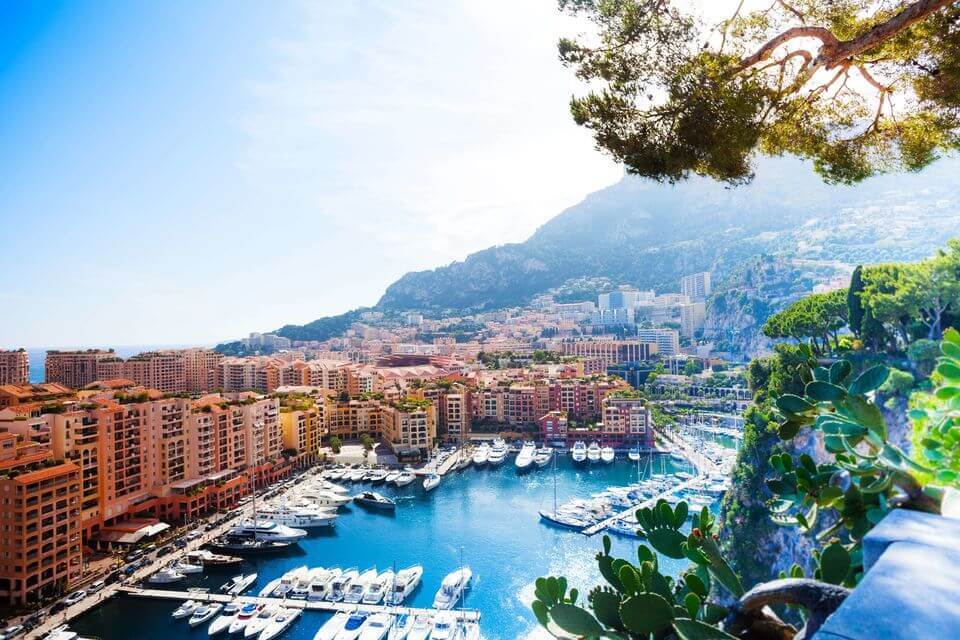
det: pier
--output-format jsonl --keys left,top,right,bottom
{"left": 118, "top": 586, "right": 482, "bottom": 621}
{"left": 580, "top": 478, "right": 698, "bottom": 536}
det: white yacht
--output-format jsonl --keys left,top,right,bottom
{"left": 308, "top": 567, "right": 342, "bottom": 601}
{"left": 171, "top": 560, "right": 203, "bottom": 575}
{"left": 228, "top": 604, "right": 263, "bottom": 635}
{"left": 362, "top": 569, "right": 394, "bottom": 604}
{"left": 261, "top": 608, "right": 300, "bottom": 640}
{"left": 487, "top": 439, "right": 508, "bottom": 466}
{"left": 293, "top": 489, "right": 351, "bottom": 508}
{"left": 471, "top": 444, "right": 490, "bottom": 466}
{"left": 515, "top": 441, "right": 536, "bottom": 469}
{"left": 394, "top": 471, "right": 416, "bottom": 487}
{"left": 384, "top": 471, "right": 401, "bottom": 484}
{"left": 326, "top": 567, "right": 359, "bottom": 602}
{"left": 423, "top": 473, "right": 441, "bottom": 492}
{"left": 230, "top": 520, "right": 308, "bottom": 542}
{"left": 291, "top": 567, "right": 325, "bottom": 599}
{"left": 313, "top": 611, "right": 350, "bottom": 640}
{"left": 207, "top": 602, "right": 240, "bottom": 636}
{"left": 226, "top": 573, "right": 258, "bottom": 596}
{"left": 586, "top": 442, "right": 601, "bottom": 463}
{"left": 429, "top": 612, "right": 457, "bottom": 640}
{"left": 272, "top": 566, "right": 308, "bottom": 598}
{"left": 244, "top": 606, "right": 279, "bottom": 638}
{"left": 628, "top": 444, "right": 641, "bottom": 461}
{"left": 571, "top": 441, "right": 587, "bottom": 463}
{"left": 403, "top": 615, "right": 434, "bottom": 640}
{"left": 600, "top": 446, "right": 615, "bottom": 464}
{"left": 257, "top": 504, "right": 337, "bottom": 529}
{"left": 343, "top": 568, "right": 378, "bottom": 604}
{"left": 386, "top": 614, "right": 412, "bottom": 640}
{"left": 385, "top": 565, "right": 423, "bottom": 605}
{"left": 534, "top": 446, "right": 553, "bottom": 468}
{"left": 432, "top": 567, "right": 472, "bottom": 609}
{"left": 357, "top": 612, "right": 394, "bottom": 640}
{"left": 172, "top": 600, "right": 199, "bottom": 619}
{"left": 337, "top": 613, "right": 369, "bottom": 640}
{"left": 148, "top": 568, "right": 185, "bottom": 584}
{"left": 188, "top": 603, "right": 222, "bottom": 628}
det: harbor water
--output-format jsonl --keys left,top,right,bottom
{"left": 72, "top": 455, "right": 693, "bottom": 640}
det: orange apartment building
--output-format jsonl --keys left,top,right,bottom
{"left": 0, "top": 433, "right": 82, "bottom": 605}
{"left": 0, "top": 350, "right": 29, "bottom": 385}
{"left": 44, "top": 350, "right": 116, "bottom": 389}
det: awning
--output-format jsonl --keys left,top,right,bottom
{"left": 97, "top": 521, "right": 171, "bottom": 545}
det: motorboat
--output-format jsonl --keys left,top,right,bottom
{"left": 600, "top": 446, "right": 615, "bottom": 464}
{"left": 208, "top": 602, "right": 241, "bottom": 636}
{"left": 337, "top": 613, "right": 369, "bottom": 640}
{"left": 171, "top": 560, "right": 203, "bottom": 574}
{"left": 358, "top": 613, "right": 394, "bottom": 640}
{"left": 515, "top": 441, "right": 536, "bottom": 470}
{"left": 423, "top": 473, "right": 441, "bottom": 492}
{"left": 471, "top": 444, "right": 490, "bottom": 466}
{"left": 287, "top": 491, "right": 350, "bottom": 511}
{"left": 147, "top": 567, "right": 185, "bottom": 584}
{"left": 317, "top": 480, "right": 350, "bottom": 495}
{"left": 229, "top": 520, "right": 309, "bottom": 542}
{"left": 347, "top": 468, "right": 368, "bottom": 482}
{"left": 368, "top": 470, "right": 390, "bottom": 484}
{"left": 221, "top": 573, "right": 258, "bottom": 596}
{"left": 432, "top": 567, "right": 471, "bottom": 609}
{"left": 362, "top": 569, "right": 394, "bottom": 604}
{"left": 291, "top": 567, "right": 324, "bottom": 600}
{"left": 628, "top": 445, "right": 641, "bottom": 461}
{"left": 386, "top": 614, "right": 411, "bottom": 640}
{"left": 354, "top": 492, "right": 396, "bottom": 510}
{"left": 272, "top": 566, "right": 308, "bottom": 598}
{"left": 460, "top": 621, "right": 481, "bottom": 640}
{"left": 534, "top": 446, "right": 553, "bottom": 468}
{"left": 188, "top": 603, "right": 222, "bottom": 628}
{"left": 430, "top": 612, "right": 457, "bottom": 640}
{"left": 394, "top": 472, "right": 416, "bottom": 487}
{"left": 571, "top": 441, "right": 587, "bottom": 463}
{"left": 260, "top": 608, "right": 300, "bottom": 640}
{"left": 244, "top": 605, "right": 279, "bottom": 638}
{"left": 186, "top": 549, "right": 242, "bottom": 566}
{"left": 172, "top": 600, "right": 199, "bottom": 619}
{"left": 228, "top": 604, "right": 263, "bottom": 635}
{"left": 384, "top": 471, "right": 400, "bottom": 484}
{"left": 539, "top": 507, "right": 589, "bottom": 531}
{"left": 308, "top": 567, "right": 342, "bottom": 601}
{"left": 384, "top": 565, "right": 423, "bottom": 605}
{"left": 487, "top": 439, "right": 508, "bottom": 466}
{"left": 43, "top": 626, "right": 84, "bottom": 640}
{"left": 343, "top": 568, "right": 378, "bottom": 604}
{"left": 326, "top": 567, "right": 359, "bottom": 601}
{"left": 326, "top": 469, "right": 346, "bottom": 481}
{"left": 207, "top": 533, "right": 295, "bottom": 554}
{"left": 404, "top": 615, "right": 433, "bottom": 640}
{"left": 313, "top": 611, "right": 350, "bottom": 640}
{"left": 586, "top": 442, "right": 601, "bottom": 463}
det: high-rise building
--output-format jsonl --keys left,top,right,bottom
{"left": 636, "top": 328, "right": 681, "bottom": 356}
{"left": 560, "top": 340, "right": 657, "bottom": 368}
{"left": 680, "top": 272, "right": 712, "bottom": 301}
{"left": 182, "top": 348, "right": 223, "bottom": 393}
{"left": 680, "top": 302, "right": 707, "bottom": 338}
{"left": 122, "top": 351, "right": 186, "bottom": 393}
{"left": 45, "top": 349, "right": 115, "bottom": 388}
{"left": 0, "top": 350, "right": 29, "bottom": 385}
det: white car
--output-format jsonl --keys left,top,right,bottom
{"left": 63, "top": 590, "right": 87, "bottom": 606}
{"left": 88, "top": 580, "right": 106, "bottom": 593}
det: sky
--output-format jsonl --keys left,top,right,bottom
{"left": 0, "top": 0, "right": 623, "bottom": 348}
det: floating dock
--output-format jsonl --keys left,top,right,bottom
{"left": 118, "top": 586, "right": 481, "bottom": 621}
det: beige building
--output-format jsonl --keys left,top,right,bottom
{"left": 0, "top": 350, "right": 29, "bottom": 385}
{"left": 680, "top": 302, "right": 707, "bottom": 338}
{"left": 45, "top": 349, "right": 115, "bottom": 388}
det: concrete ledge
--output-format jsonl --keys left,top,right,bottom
{"left": 861, "top": 508, "right": 960, "bottom": 571}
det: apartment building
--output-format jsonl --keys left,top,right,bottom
{"left": 182, "top": 348, "right": 223, "bottom": 393}
{"left": 324, "top": 398, "right": 385, "bottom": 441}
{"left": 382, "top": 401, "right": 436, "bottom": 452}
{"left": 0, "top": 350, "right": 29, "bottom": 385}
{"left": 559, "top": 340, "right": 658, "bottom": 368}
{"left": 0, "top": 433, "right": 82, "bottom": 605}
{"left": 122, "top": 352, "right": 186, "bottom": 393}
{"left": 680, "top": 271, "right": 712, "bottom": 301}
{"left": 414, "top": 385, "right": 473, "bottom": 442}
{"left": 636, "top": 328, "right": 681, "bottom": 356}
{"left": 0, "top": 384, "right": 74, "bottom": 409}
{"left": 680, "top": 302, "right": 707, "bottom": 338}
{"left": 45, "top": 350, "right": 116, "bottom": 389}
{"left": 280, "top": 406, "right": 324, "bottom": 463}
{"left": 219, "top": 357, "right": 281, "bottom": 393}
{"left": 538, "top": 410, "right": 568, "bottom": 442}
{"left": 601, "top": 395, "right": 654, "bottom": 447}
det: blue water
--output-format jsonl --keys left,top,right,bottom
{"left": 72, "top": 456, "right": 692, "bottom": 640}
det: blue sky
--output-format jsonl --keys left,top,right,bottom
{"left": 0, "top": 1, "right": 620, "bottom": 348}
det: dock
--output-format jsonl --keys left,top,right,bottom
{"left": 580, "top": 478, "right": 698, "bottom": 536}
{"left": 118, "top": 586, "right": 481, "bottom": 621}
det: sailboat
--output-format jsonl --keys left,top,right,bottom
{"left": 539, "top": 453, "right": 588, "bottom": 531}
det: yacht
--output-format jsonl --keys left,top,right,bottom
{"left": 293, "top": 490, "right": 351, "bottom": 508}
{"left": 394, "top": 471, "right": 416, "bottom": 487}
{"left": 386, "top": 614, "right": 411, "bottom": 640}
{"left": 354, "top": 492, "right": 396, "bottom": 510}
{"left": 230, "top": 520, "right": 309, "bottom": 542}
{"left": 170, "top": 560, "right": 203, "bottom": 574}
{"left": 514, "top": 441, "right": 536, "bottom": 470}
{"left": 337, "top": 613, "right": 369, "bottom": 640}
{"left": 326, "top": 567, "right": 360, "bottom": 601}
{"left": 429, "top": 613, "right": 457, "bottom": 640}
{"left": 172, "top": 600, "right": 199, "bottom": 619}
{"left": 308, "top": 567, "right": 342, "bottom": 601}
{"left": 326, "top": 469, "right": 346, "bottom": 481}
{"left": 385, "top": 565, "right": 423, "bottom": 605}
{"left": 188, "top": 603, "right": 222, "bottom": 628}
{"left": 272, "top": 566, "right": 308, "bottom": 597}
{"left": 313, "top": 611, "right": 350, "bottom": 640}
{"left": 460, "top": 622, "right": 481, "bottom": 640}
{"left": 186, "top": 549, "right": 242, "bottom": 566}
{"left": 571, "top": 441, "right": 587, "bottom": 463}
{"left": 586, "top": 442, "right": 601, "bottom": 463}
{"left": 600, "top": 446, "right": 615, "bottom": 464}
{"left": 384, "top": 471, "right": 400, "bottom": 484}
{"left": 43, "top": 626, "right": 86, "bottom": 640}
{"left": 260, "top": 608, "right": 300, "bottom": 640}
{"left": 357, "top": 613, "right": 394, "bottom": 640}
{"left": 534, "top": 446, "right": 553, "bottom": 468}
{"left": 423, "top": 473, "right": 441, "bottom": 492}
{"left": 628, "top": 444, "right": 641, "bottom": 461}
{"left": 207, "top": 602, "right": 240, "bottom": 636}
{"left": 228, "top": 604, "right": 263, "bottom": 635}
{"left": 671, "top": 450, "right": 687, "bottom": 462}
{"left": 147, "top": 567, "right": 185, "bottom": 584}
{"left": 368, "top": 469, "right": 390, "bottom": 484}
{"left": 244, "top": 606, "right": 279, "bottom": 638}
{"left": 221, "top": 573, "right": 258, "bottom": 596}
{"left": 347, "top": 468, "right": 368, "bottom": 482}
{"left": 471, "top": 444, "right": 490, "bottom": 466}
{"left": 291, "top": 567, "right": 324, "bottom": 600}
{"left": 343, "top": 568, "right": 378, "bottom": 604}
{"left": 432, "top": 567, "right": 471, "bottom": 609}
{"left": 404, "top": 615, "right": 434, "bottom": 640}
{"left": 362, "top": 569, "right": 394, "bottom": 604}
{"left": 260, "top": 503, "right": 338, "bottom": 528}
{"left": 487, "top": 439, "right": 508, "bottom": 466}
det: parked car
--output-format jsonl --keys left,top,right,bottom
{"left": 173, "top": 539, "right": 187, "bottom": 549}
{"left": 88, "top": 580, "right": 106, "bottom": 593}
{"left": 156, "top": 545, "right": 174, "bottom": 557}
{"left": 3, "top": 624, "right": 24, "bottom": 637}
{"left": 63, "top": 590, "right": 87, "bottom": 606}
{"left": 124, "top": 549, "right": 143, "bottom": 562}
{"left": 49, "top": 601, "right": 66, "bottom": 614}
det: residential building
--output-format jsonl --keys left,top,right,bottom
{"left": 680, "top": 302, "right": 707, "bottom": 338}
{"left": 242, "top": 333, "right": 292, "bottom": 351}
{"left": 0, "top": 434, "right": 82, "bottom": 605}
{"left": 560, "top": 340, "right": 657, "bottom": 368}
{"left": 600, "top": 395, "right": 654, "bottom": 447}
{"left": 121, "top": 351, "right": 186, "bottom": 393}
{"left": 182, "top": 348, "right": 223, "bottom": 393}
{"left": 45, "top": 349, "right": 115, "bottom": 389}
{"left": 0, "top": 350, "right": 29, "bottom": 385}
{"left": 383, "top": 400, "right": 436, "bottom": 453}
{"left": 0, "top": 384, "right": 74, "bottom": 409}
{"left": 538, "top": 411, "right": 568, "bottom": 442}
{"left": 636, "top": 328, "right": 681, "bottom": 356}
{"left": 680, "top": 271, "right": 712, "bottom": 301}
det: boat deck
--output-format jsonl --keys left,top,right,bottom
{"left": 117, "top": 586, "right": 482, "bottom": 622}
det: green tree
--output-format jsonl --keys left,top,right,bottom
{"left": 762, "top": 289, "right": 848, "bottom": 354}
{"left": 847, "top": 265, "right": 866, "bottom": 338}
{"left": 359, "top": 433, "right": 375, "bottom": 452}
{"left": 328, "top": 436, "right": 343, "bottom": 454}
{"left": 558, "top": 0, "right": 960, "bottom": 185}
{"left": 682, "top": 359, "right": 704, "bottom": 376}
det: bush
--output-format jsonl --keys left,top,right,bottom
{"left": 907, "top": 338, "right": 940, "bottom": 377}
{"left": 879, "top": 367, "right": 915, "bottom": 395}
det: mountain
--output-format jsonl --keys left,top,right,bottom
{"left": 376, "top": 156, "right": 960, "bottom": 311}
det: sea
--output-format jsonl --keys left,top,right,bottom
{"left": 71, "top": 455, "right": 698, "bottom": 640}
